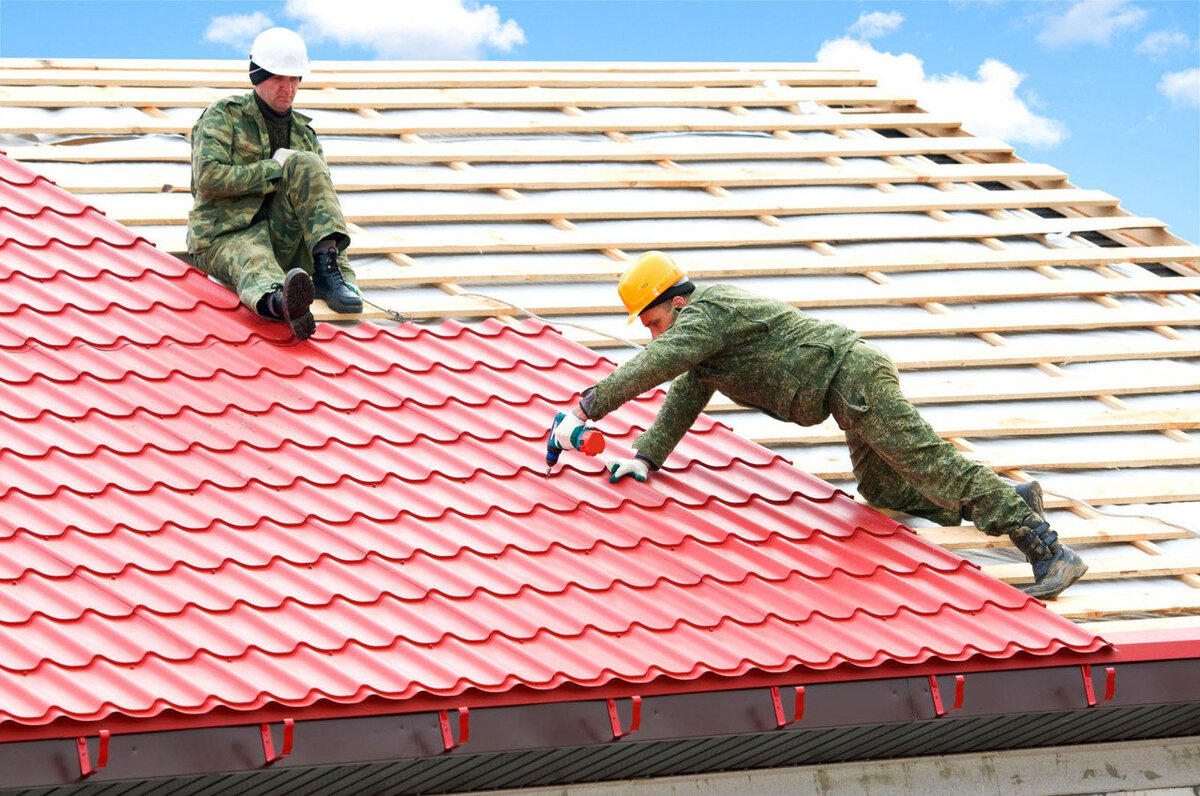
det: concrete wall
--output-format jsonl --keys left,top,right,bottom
{"left": 474, "top": 736, "right": 1200, "bottom": 796}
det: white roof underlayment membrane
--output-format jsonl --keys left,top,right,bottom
{"left": 3, "top": 88, "right": 1197, "bottom": 626}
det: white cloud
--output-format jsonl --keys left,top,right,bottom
{"left": 1135, "top": 30, "right": 1190, "bottom": 58}
{"left": 204, "top": 11, "right": 274, "bottom": 51}
{"left": 283, "top": 0, "right": 525, "bottom": 59}
{"left": 849, "top": 11, "right": 904, "bottom": 40}
{"left": 817, "top": 38, "right": 1067, "bottom": 148}
{"left": 1036, "top": 0, "right": 1147, "bottom": 49}
{"left": 1158, "top": 68, "right": 1200, "bottom": 108}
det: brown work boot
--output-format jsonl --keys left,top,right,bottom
{"left": 1009, "top": 518, "right": 1088, "bottom": 600}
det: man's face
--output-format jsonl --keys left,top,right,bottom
{"left": 254, "top": 74, "right": 301, "bottom": 113}
{"left": 639, "top": 299, "right": 682, "bottom": 339}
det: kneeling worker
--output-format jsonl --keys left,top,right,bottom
{"left": 187, "top": 27, "right": 362, "bottom": 340}
{"left": 551, "top": 251, "right": 1088, "bottom": 600}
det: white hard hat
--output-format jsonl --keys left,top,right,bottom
{"left": 250, "top": 27, "right": 310, "bottom": 78}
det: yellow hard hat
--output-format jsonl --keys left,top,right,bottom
{"left": 617, "top": 251, "right": 686, "bottom": 322}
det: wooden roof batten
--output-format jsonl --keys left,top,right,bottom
{"left": 3, "top": 57, "right": 1199, "bottom": 632}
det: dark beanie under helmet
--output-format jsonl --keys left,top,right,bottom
{"left": 249, "top": 60, "right": 276, "bottom": 86}
{"left": 643, "top": 279, "right": 696, "bottom": 312}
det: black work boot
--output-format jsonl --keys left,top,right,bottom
{"left": 263, "top": 268, "right": 316, "bottom": 341}
{"left": 312, "top": 248, "right": 362, "bottom": 314}
{"left": 1009, "top": 519, "right": 1088, "bottom": 600}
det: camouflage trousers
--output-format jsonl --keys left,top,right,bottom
{"left": 827, "top": 340, "right": 1031, "bottom": 535}
{"left": 192, "top": 151, "right": 355, "bottom": 313}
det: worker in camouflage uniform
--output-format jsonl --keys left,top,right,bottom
{"left": 187, "top": 27, "right": 361, "bottom": 341}
{"left": 550, "top": 251, "right": 1088, "bottom": 600}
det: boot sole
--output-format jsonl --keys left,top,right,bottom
{"left": 1022, "top": 556, "right": 1088, "bottom": 601}
{"left": 281, "top": 269, "right": 316, "bottom": 340}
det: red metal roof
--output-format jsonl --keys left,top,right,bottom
{"left": 0, "top": 152, "right": 1105, "bottom": 735}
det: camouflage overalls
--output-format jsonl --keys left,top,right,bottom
{"left": 582, "top": 283, "right": 1031, "bottom": 536}
{"left": 187, "top": 92, "right": 356, "bottom": 312}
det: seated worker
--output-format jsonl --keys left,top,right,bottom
{"left": 551, "top": 251, "right": 1088, "bottom": 600}
{"left": 187, "top": 26, "right": 362, "bottom": 340}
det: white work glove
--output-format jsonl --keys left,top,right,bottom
{"left": 607, "top": 456, "right": 650, "bottom": 483}
{"left": 551, "top": 408, "right": 588, "bottom": 450}
{"left": 272, "top": 148, "right": 297, "bottom": 167}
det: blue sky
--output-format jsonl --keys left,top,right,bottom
{"left": 1, "top": 0, "right": 1197, "bottom": 242}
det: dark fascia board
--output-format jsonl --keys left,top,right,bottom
{"left": 1, "top": 654, "right": 1197, "bottom": 791}
{"left": 0, "top": 625, "right": 1191, "bottom": 746}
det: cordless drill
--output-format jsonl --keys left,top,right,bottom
{"left": 546, "top": 412, "right": 606, "bottom": 474}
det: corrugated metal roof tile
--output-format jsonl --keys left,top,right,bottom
{"left": 0, "top": 206, "right": 143, "bottom": 248}
{"left": 0, "top": 151, "right": 1105, "bottom": 733}
{"left": 0, "top": 239, "right": 191, "bottom": 281}
{"left": 0, "top": 175, "right": 89, "bottom": 216}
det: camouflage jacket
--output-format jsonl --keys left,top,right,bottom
{"left": 187, "top": 92, "right": 325, "bottom": 253}
{"left": 583, "top": 283, "right": 860, "bottom": 467}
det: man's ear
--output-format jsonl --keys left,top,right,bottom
{"left": 671, "top": 295, "right": 689, "bottom": 310}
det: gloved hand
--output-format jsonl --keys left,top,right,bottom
{"left": 272, "top": 148, "right": 297, "bottom": 167}
{"left": 607, "top": 456, "right": 650, "bottom": 483}
{"left": 550, "top": 408, "right": 589, "bottom": 451}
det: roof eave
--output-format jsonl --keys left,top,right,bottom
{"left": 2, "top": 641, "right": 1197, "bottom": 791}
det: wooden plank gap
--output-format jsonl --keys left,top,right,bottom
{"left": 1151, "top": 294, "right": 1189, "bottom": 309}
{"left": 384, "top": 253, "right": 419, "bottom": 270}
{"left": 983, "top": 553, "right": 1200, "bottom": 585}
{"left": 1036, "top": 362, "right": 1068, "bottom": 377}
{"left": 1152, "top": 325, "right": 1186, "bottom": 340}
{"left": 977, "top": 331, "right": 1008, "bottom": 346}
{"left": 918, "top": 515, "right": 1191, "bottom": 550}
{"left": 1093, "top": 264, "right": 1126, "bottom": 279}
